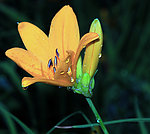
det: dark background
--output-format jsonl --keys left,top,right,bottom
{"left": 0, "top": 0, "right": 150, "bottom": 133}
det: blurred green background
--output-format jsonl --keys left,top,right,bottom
{"left": 0, "top": 0, "right": 150, "bottom": 133}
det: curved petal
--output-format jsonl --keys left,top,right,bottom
{"left": 72, "top": 32, "right": 99, "bottom": 78}
{"left": 5, "top": 48, "right": 48, "bottom": 78}
{"left": 49, "top": 5, "right": 80, "bottom": 58}
{"left": 18, "top": 22, "right": 50, "bottom": 65}
{"left": 83, "top": 19, "right": 103, "bottom": 77}
{"left": 22, "top": 77, "right": 73, "bottom": 88}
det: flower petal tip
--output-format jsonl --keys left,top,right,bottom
{"left": 18, "top": 22, "right": 25, "bottom": 30}
{"left": 5, "top": 48, "right": 13, "bottom": 58}
{"left": 22, "top": 85, "right": 28, "bottom": 90}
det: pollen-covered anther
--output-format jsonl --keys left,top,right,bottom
{"left": 48, "top": 59, "right": 53, "bottom": 68}
{"left": 56, "top": 48, "right": 59, "bottom": 58}
{"left": 54, "top": 56, "right": 57, "bottom": 66}
{"left": 53, "top": 67, "right": 56, "bottom": 73}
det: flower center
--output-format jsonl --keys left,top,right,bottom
{"left": 47, "top": 49, "right": 74, "bottom": 83}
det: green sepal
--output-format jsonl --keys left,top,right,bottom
{"left": 72, "top": 72, "right": 95, "bottom": 97}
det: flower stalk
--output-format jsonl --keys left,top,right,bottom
{"left": 86, "top": 98, "right": 109, "bottom": 134}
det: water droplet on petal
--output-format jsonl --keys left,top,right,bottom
{"left": 67, "top": 67, "right": 72, "bottom": 76}
{"left": 60, "top": 71, "right": 65, "bottom": 75}
{"left": 66, "top": 58, "right": 69, "bottom": 64}
{"left": 98, "top": 53, "right": 102, "bottom": 58}
{"left": 71, "top": 77, "right": 74, "bottom": 83}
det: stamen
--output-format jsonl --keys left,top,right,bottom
{"left": 56, "top": 49, "right": 59, "bottom": 58}
{"left": 54, "top": 56, "right": 57, "bottom": 66}
{"left": 48, "top": 59, "right": 53, "bottom": 68}
{"left": 53, "top": 67, "right": 56, "bottom": 73}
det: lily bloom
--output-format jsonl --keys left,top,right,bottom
{"left": 72, "top": 19, "right": 103, "bottom": 97}
{"left": 5, "top": 5, "right": 99, "bottom": 88}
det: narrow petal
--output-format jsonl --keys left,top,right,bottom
{"left": 18, "top": 22, "right": 50, "bottom": 65}
{"left": 5, "top": 48, "right": 48, "bottom": 78}
{"left": 49, "top": 5, "right": 80, "bottom": 58}
{"left": 83, "top": 19, "right": 103, "bottom": 77}
{"left": 22, "top": 77, "right": 73, "bottom": 88}
{"left": 72, "top": 32, "right": 99, "bottom": 78}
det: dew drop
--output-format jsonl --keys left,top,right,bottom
{"left": 98, "top": 53, "right": 102, "bottom": 58}
{"left": 66, "top": 58, "right": 69, "bottom": 64}
{"left": 23, "top": 86, "right": 28, "bottom": 90}
{"left": 97, "top": 119, "right": 100, "bottom": 123}
{"left": 60, "top": 71, "right": 65, "bottom": 75}
{"left": 71, "top": 77, "right": 74, "bottom": 83}
{"left": 67, "top": 67, "right": 72, "bottom": 76}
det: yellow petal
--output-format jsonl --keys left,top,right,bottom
{"left": 18, "top": 22, "right": 50, "bottom": 65}
{"left": 22, "top": 77, "right": 73, "bottom": 88}
{"left": 49, "top": 5, "right": 80, "bottom": 58}
{"left": 72, "top": 32, "right": 99, "bottom": 79}
{"left": 83, "top": 19, "right": 103, "bottom": 77}
{"left": 5, "top": 48, "right": 48, "bottom": 78}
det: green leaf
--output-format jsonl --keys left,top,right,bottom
{"left": 0, "top": 104, "right": 17, "bottom": 134}
{"left": 46, "top": 111, "right": 91, "bottom": 134}
{"left": 0, "top": 104, "right": 34, "bottom": 134}
{"left": 134, "top": 97, "right": 148, "bottom": 134}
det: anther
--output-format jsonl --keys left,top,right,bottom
{"left": 56, "top": 49, "right": 59, "bottom": 58}
{"left": 53, "top": 67, "right": 56, "bottom": 73}
{"left": 48, "top": 59, "right": 53, "bottom": 68}
{"left": 54, "top": 56, "right": 57, "bottom": 66}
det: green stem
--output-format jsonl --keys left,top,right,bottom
{"left": 86, "top": 98, "right": 109, "bottom": 134}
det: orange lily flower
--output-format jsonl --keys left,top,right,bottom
{"left": 5, "top": 5, "right": 99, "bottom": 88}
